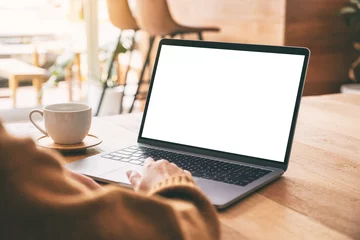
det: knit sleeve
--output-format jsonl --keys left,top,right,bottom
{"left": 0, "top": 124, "right": 220, "bottom": 240}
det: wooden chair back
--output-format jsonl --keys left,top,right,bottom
{"left": 106, "top": 0, "right": 139, "bottom": 30}
{"left": 133, "top": 0, "right": 182, "bottom": 35}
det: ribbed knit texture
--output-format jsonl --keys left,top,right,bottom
{"left": 148, "top": 175, "right": 196, "bottom": 196}
{"left": 0, "top": 122, "right": 221, "bottom": 240}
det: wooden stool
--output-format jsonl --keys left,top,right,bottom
{"left": 130, "top": 0, "right": 220, "bottom": 113}
{"left": 0, "top": 59, "right": 47, "bottom": 108}
{"left": 94, "top": 0, "right": 140, "bottom": 116}
{"left": 71, "top": 52, "right": 83, "bottom": 101}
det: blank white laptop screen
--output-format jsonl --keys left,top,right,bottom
{"left": 141, "top": 45, "right": 305, "bottom": 162}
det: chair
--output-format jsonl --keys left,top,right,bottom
{"left": 66, "top": 51, "right": 82, "bottom": 102}
{"left": 129, "top": 0, "right": 220, "bottom": 112}
{"left": 107, "top": 0, "right": 139, "bottom": 31}
{"left": 95, "top": 0, "right": 140, "bottom": 116}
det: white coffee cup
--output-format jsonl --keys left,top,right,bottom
{"left": 29, "top": 103, "right": 92, "bottom": 145}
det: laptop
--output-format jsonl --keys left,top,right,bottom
{"left": 67, "top": 39, "right": 310, "bottom": 209}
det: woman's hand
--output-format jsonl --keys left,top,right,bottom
{"left": 126, "top": 158, "right": 191, "bottom": 194}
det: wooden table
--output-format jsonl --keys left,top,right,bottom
{"left": 0, "top": 59, "right": 47, "bottom": 107}
{"left": 5, "top": 94, "right": 360, "bottom": 239}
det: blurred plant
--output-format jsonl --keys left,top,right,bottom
{"left": 98, "top": 38, "right": 127, "bottom": 88}
{"left": 46, "top": 38, "right": 128, "bottom": 87}
{"left": 339, "top": 0, "right": 360, "bottom": 82}
{"left": 339, "top": 0, "right": 360, "bottom": 26}
{"left": 45, "top": 51, "right": 75, "bottom": 87}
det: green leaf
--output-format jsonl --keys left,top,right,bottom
{"left": 116, "top": 43, "right": 127, "bottom": 54}
{"left": 347, "top": 14, "right": 360, "bottom": 28}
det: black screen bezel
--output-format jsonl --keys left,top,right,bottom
{"left": 137, "top": 39, "right": 310, "bottom": 171}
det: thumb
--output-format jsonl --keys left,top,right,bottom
{"left": 126, "top": 170, "right": 141, "bottom": 190}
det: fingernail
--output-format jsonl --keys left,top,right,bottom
{"left": 126, "top": 170, "right": 132, "bottom": 177}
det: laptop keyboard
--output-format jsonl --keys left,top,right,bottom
{"left": 102, "top": 146, "right": 271, "bottom": 186}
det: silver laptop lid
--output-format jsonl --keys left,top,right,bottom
{"left": 137, "top": 39, "right": 310, "bottom": 171}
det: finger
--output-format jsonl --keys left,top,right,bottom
{"left": 126, "top": 170, "right": 141, "bottom": 190}
{"left": 157, "top": 159, "right": 169, "bottom": 165}
{"left": 144, "top": 157, "right": 155, "bottom": 166}
{"left": 184, "top": 170, "right": 192, "bottom": 177}
{"left": 170, "top": 162, "right": 178, "bottom": 168}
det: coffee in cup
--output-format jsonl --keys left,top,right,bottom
{"left": 29, "top": 103, "right": 92, "bottom": 145}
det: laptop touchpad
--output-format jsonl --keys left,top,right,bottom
{"left": 100, "top": 165, "right": 144, "bottom": 185}
{"left": 66, "top": 157, "right": 127, "bottom": 176}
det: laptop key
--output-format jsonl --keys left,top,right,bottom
{"left": 119, "top": 158, "right": 131, "bottom": 162}
{"left": 122, "top": 148, "right": 137, "bottom": 153}
{"left": 114, "top": 153, "right": 131, "bottom": 158}
{"left": 116, "top": 151, "right": 132, "bottom": 155}
{"left": 130, "top": 160, "right": 142, "bottom": 165}
{"left": 109, "top": 147, "right": 272, "bottom": 186}
{"left": 102, "top": 154, "right": 113, "bottom": 159}
{"left": 111, "top": 152, "right": 125, "bottom": 157}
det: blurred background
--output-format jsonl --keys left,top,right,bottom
{"left": 0, "top": 0, "right": 358, "bottom": 122}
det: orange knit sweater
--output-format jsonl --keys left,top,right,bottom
{"left": 0, "top": 123, "right": 220, "bottom": 240}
